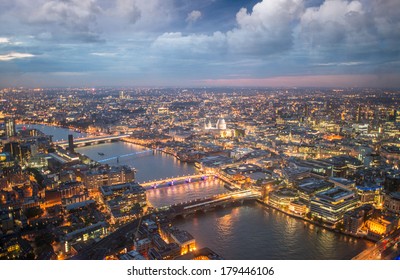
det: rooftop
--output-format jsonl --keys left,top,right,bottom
{"left": 316, "top": 187, "right": 355, "bottom": 202}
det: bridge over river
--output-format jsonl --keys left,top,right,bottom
{"left": 158, "top": 189, "right": 260, "bottom": 219}
{"left": 55, "top": 134, "right": 130, "bottom": 148}
{"left": 71, "top": 189, "right": 259, "bottom": 260}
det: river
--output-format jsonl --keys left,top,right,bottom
{"left": 28, "top": 124, "right": 373, "bottom": 259}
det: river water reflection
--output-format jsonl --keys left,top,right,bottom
{"left": 33, "top": 125, "right": 372, "bottom": 259}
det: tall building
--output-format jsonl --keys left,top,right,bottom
{"left": 5, "top": 117, "right": 16, "bottom": 137}
{"left": 68, "top": 134, "right": 74, "bottom": 153}
{"left": 356, "top": 105, "right": 362, "bottom": 123}
{"left": 396, "top": 109, "right": 400, "bottom": 123}
{"left": 310, "top": 187, "right": 359, "bottom": 224}
{"left": 304, "top": 103, "right": 310, "bottom": 118}
{"left": 82, "top": 165, "right": 136, "bottom": 189}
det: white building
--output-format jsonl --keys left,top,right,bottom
{"left": 203, "top": 118, "right": 233, "bottom": 138}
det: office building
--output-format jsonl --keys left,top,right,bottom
{"left": 356, "top": 185, "right": 383, "bottom": 207}
{"left": 100, "top": 182, "right": 146, "bottom": 223}
{"left": 5, "top": 117, "right": 16, "bottom": 138}
{"left": 384, "top": 192, "right": 400, "bottom": 214}
{"left": 82, "top": 165, "right": 136, "bottom": 189}
{"left": 310, "top": 187, "right": 359, "bottom": 224}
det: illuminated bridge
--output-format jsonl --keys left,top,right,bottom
{"left": 71, "top": 189, "right": 259, "bottom": 260}
{"left": 140, "top": 174, "right": 219, "bottom": 190}
{"left": 160, "top": 189, "right": 260, "bottom": 219}
{"left": 55, "top": 134, "right": 130, "bottom": 148}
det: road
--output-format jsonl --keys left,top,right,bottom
{"left": 352, "top": 228, "right": 400, "bottom": 260}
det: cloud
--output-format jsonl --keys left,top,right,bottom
{"left": 0, "top": 38, "right": 10, "bottom": 44}
{"left": 13, "top": 0, "right": 104, "bottom": 42}
{"left": 227, "top": 0, "right": 304, "bottom": 54}
{"left": 186, "top": 10, "right": 202, "bottom": 24}
{"left": 1, "top": 0, "right": 400, "bottom": 87}
{"left": 152, "top": 31, "right": 226, "bottom": 56}
{"left": 154, "top": 0, "right": 304, "bottom": 56}
{"left": 314, "top": 61, "right": 365, "bottom": 66}
{"left": 90, "top": 52, "right": 117, "bottom": 57}
{"left": 300, "top": 0, "right": 368, "bottom": 46}
{"left": 113, "top": 0, "right": 141, "bottom": 24}
{"left": 0, "top": 52, "right": 35, "bottom": 61}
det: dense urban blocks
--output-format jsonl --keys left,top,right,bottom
{"left": 0, "top": 87, "right": 400, "bottom": 260}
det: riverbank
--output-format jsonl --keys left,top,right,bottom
{"left": 19, "top": 122, "right": 88, "bottom": 134}
{"left": 120, "top": 138, "right": 180, "bottom": 159}
{"left": 257, "top": 199, "right": 375, "bottom": 243}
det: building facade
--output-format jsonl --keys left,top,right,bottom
{"left": 310, "top": 187, "right": 359, "bottom": 224}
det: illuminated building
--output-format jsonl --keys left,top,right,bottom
{"left": 0, "top": 237, "right": 33, "bottom": 259}
{"left": 288, "top": 201, "right": 307, "bottom": 216}
{"left": 170, "top": 229, "right": 196, "bottom": 255}
{"left": 0, "top": 152, "right": 14, "bottom": 168}
{"left": 158, "top": 226, "right": 196, "bottom": 256}
{"left": 295, "top": 177, "right": 334, "bottom": 205}
{"left": 100, "top": 182, "right": 146, "bottom": 223}
{"left": 174, "top": 247, "right": 223, "bottom": 260}
{"left": 268, "top": 188, "right": 299, "bottom": 209}
{"left": 82, "top": 165, "right": 136, "bottom": 189}
{"left": 63, "top": 222, "right": 108, "bottom": 255}
{"left": 380, "top": 145, "right": 400, "bottom": 163}
{"left": 356, "top": 185, "right": 383, "bottom": 207}
{"left": 365, "top": 216, "right": 399, "bottom": 236}
{"left": 310, "top": 187, "right": 359, "bottom": 224}
{"left": 5, "top": 117, "right": 16, "bottom": 138}
{"left": 203, "top": 118, "right": 234, "bottom": 138}
{"left": 157, "top": 107, "right": 169, "bottom": 114}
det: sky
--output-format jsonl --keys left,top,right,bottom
{"left": 0, "top": 0, "right": 399, "bottom": 88}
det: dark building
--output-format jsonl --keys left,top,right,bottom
{"left": 68, "top": 134, "right": 74, "bottom": 153}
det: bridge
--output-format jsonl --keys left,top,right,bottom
{"left": 55, "top": 134, "right": 130, "bottom": 148}
{"left": 140, "top": 172, "right": 242, "bottom": 190}
{"left": 140, "top": 173, "right": 220, "bottom": 190}
{"left": 70, "top": 189, "right": 259, "bottom": 260}
{"left": 352, "top": 228, "right": 400, "bottom": 260}
{"left": 160, "top": 189, "right": 260, "bottom": 219}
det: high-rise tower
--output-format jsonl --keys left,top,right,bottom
{"left": 5, "top": 117, "right": 16, "bottom": 137}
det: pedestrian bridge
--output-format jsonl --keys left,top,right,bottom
{"left": 140, "top": 173, "right": 218, "bottom": 190}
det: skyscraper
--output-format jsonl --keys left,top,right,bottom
{"left": 68, "top": 134, "right": 74, "bottom": 153}
{"left": 356, "top": 105, "right": 362, "bottom": 123}
{"left": 5, "top": 117, "right": 16, "bottom": 137}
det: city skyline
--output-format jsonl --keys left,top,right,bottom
{"left": 1, "top": 0, "right": 400, "bottom": 88}
{"left": 1, "top": 87, "right": 400, "bottom": 260}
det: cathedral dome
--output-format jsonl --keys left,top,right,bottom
{"left": 216, "top": 118, "right": 226, "bottom": 130}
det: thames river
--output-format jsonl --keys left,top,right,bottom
{"left": 24, "top": 125, "right": 373, "bottom": 259}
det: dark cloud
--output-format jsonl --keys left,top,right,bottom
{"left": 0, "top": 0, "right": 399, "bottom": 87}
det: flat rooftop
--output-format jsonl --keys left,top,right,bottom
{"left": 171, "top": 229, "right": 194, "bottom": 244}
{"left": 296, "top": 177, "right": 333, "bottom": 194}
{"left": 316, "top": 186, "right": 355, "bottom": 202}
